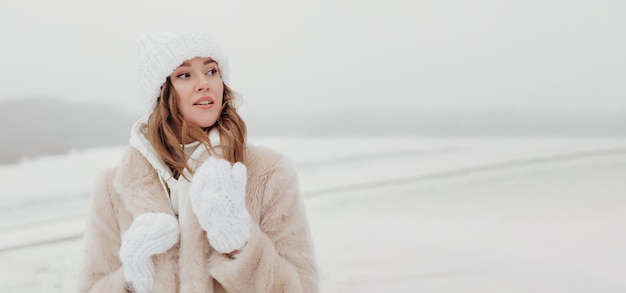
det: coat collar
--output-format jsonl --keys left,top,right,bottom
{"left": 120, "top": 116, "right": 222, "bottom": 217}
{"left": 112, "top": 147, "right": 176, "bottom": 217}
{"left": 129, "top": 116, "right": 222, "bottom": 183}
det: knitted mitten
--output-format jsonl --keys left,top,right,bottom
{"left": 119, "top": 213, "right": 179, "bottom": 293}
{"left": 190, "top": 156, "right": 251, "bottom": 254}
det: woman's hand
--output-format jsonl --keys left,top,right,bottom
{"left": 119, "top": 213, "right": 179, "bottom": 293}
{"left": 190, "top": 156, "right": 251, "bottom": 255}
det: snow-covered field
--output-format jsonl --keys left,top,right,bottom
{"left": 1, "top": 136, "right": 626, "bottom": 292}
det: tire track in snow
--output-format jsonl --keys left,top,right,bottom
{"left": 0, "top": 193, "right": 89, "bottom": 212}
{"left": 296, "top": 147, "right": 461, "bottom": 168}
{"left": 0, "top": 234, "right": 83, "bottom": 253}
{"left": 0, "top": 198, "right": 88, "bottom": 232}
{"left": 304, "top": 147, "right": 626, "bottom": 197}
{"left": 0, "top": 216, "right": 86, "bottom": 253}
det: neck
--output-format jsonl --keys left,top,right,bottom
{"left": 169, "top": 122, "right": 196, "bottom": 145}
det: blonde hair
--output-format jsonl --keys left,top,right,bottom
{"left": 144, "top": 78, "right": 247, "bottom": 179}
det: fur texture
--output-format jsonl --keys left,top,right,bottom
{"left": 78, "top": 145, "right": 319, "bottom": 292}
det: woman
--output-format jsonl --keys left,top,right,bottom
{"left": 78, "top": 31, "right": 319, "bottom": 293}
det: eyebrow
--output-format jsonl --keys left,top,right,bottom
{"left": 179, "top": 59, "right": 216, "bottom": 67}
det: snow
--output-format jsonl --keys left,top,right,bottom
{"left": 1, "top": 136, "right": 626, "bottom": 292}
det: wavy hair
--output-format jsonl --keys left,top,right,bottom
{"left": 143, "top": 78, "right": 247, "bottom": 180}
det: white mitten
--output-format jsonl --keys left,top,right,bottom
{"left": 119, "top": 213, "right": 179, "bottom": 293}
{"left": 190, "top": 156, "right": 251, "bottom": 254}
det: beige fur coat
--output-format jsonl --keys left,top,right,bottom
{"left": 78, "top": 145, "right": 319, "bottom": 292}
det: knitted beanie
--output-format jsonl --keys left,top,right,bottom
{"left": 136, "top": 31, "right": 230, "bottom": 113}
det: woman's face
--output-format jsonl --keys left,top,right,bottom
{"left": 169, "top": 57, "right": 224, "bottom": 128}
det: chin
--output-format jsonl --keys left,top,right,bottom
{"left": 194, "top": 120, "right": 218, "bottom": 128}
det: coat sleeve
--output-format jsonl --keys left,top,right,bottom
{"left": 78, "top": 168, "right": 130, "bottom": 293}
{"left": 209, "top": 158, "right": 319, "bottom": 293}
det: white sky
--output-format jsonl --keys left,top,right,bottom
{"left": 0, "top": 0, "right": 625, "bottom": 116}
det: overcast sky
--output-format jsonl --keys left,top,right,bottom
{"left": 1, "top": 0, "right": 625, "bottom": 118}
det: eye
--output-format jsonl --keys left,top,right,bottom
{"left": 175, "top": 72, "right": 191, "bottom": 79}
{"left": 206, "top": 69, "right": 217, "bottom": 75}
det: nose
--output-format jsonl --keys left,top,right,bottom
{"left": 194, "top": 74, "right": 211, "bottom": 92}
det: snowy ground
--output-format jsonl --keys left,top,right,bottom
{"left": 1, "top": 136, "right": 626, "bottom": 292}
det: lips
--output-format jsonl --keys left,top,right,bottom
{"left": 193, "top": 96, "right": 215, "bottom": 106}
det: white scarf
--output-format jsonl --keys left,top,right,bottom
{"left": 129, "top": 116, "right": 222, "bottom": 225}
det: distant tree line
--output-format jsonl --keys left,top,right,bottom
{"left": 0, "top": 97, "right": 139, "bottom": 164}
{"left": 1, "top": 98, "right": 625, "bottom": 164}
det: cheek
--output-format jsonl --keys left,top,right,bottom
{"left": 173, "top": 86, "right": 193, "bottom": 105}
{"left": 216, "top": 85, "right": 225, "bottom": 105}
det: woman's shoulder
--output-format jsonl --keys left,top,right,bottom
{"left": 244, "top": 145, "right": 302, "bottom": 202}
{"left": 95, "top": 146, "right": 155, "bottom": 186}
{"left": 245, "top": 144, "right": 288, "bottom": 160}
{"left": 244, "top": 144, "right": 297, "bottom": 177}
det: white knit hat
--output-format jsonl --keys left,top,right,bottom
{"left": 136, "top": 31, "right": 230, "bottom": 113}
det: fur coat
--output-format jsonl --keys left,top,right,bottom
{"left": 78, "top": 145, "right": 319, "bottom": 292}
